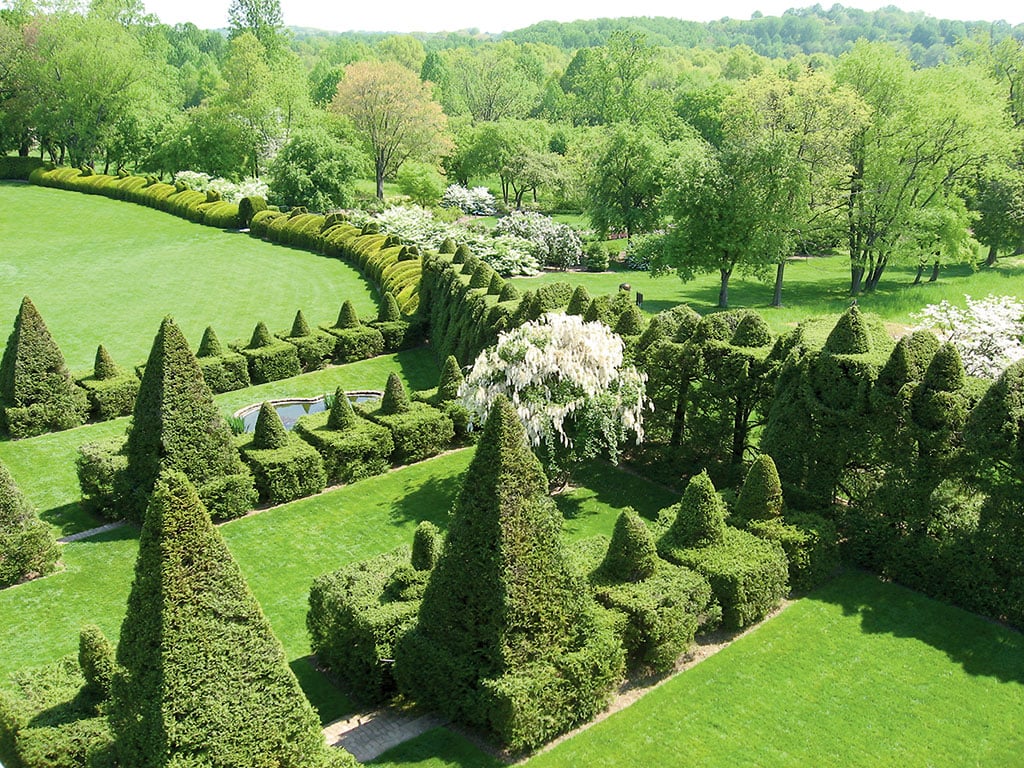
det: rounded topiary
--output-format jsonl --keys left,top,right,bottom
{"left": 599, "top": 507, "right": 658, "bottom": 583}
{"left": 614, "top": 305, "right": 645, "bottom": 337}
{"left": 380, "top": 373, "right": 410, "bottom": 415}
{"left": 439, "top": 237, "right": 457, "bottom": 254}
{"left": 93, "top": 345, "right": 119, "bottom": 381}
{"left": 452, "top": 243, "right": 471, "bottom": 263}
{"left": 566, "top": 285, "right": 592, "bottom": 316}
{"left": 248, "top": 322, "right": 274, "bottom": 349}
{"left": 326, "top": 388, "right": 357, "bottom": 430}
{"left": 411, "top": 520, "right": 443, "bottom": 571}
{"left": 335, "top": 300, "right": 361, "bottom": 329}
{"left": 665, "top": 471, "right": 726, "bottom": 548}
{"left": 823, "top": 304, "right": 871, "bottom": 355}
{"left": 252, "top": 402, "right": 288, "bottom": 450}
{"left": 922, "top": 342, "right": 965, "bottom": 393}
{"left": 289, "top": 310, "right": 312, "bottom": 338}
{"left": 469, "top": 263, "right": 492, "bottom": 289}
{"left": 378, "top": 292, "right": 402, "bottom": 323}
{"left": 196, "top": 326, "right": 224, "bottom": 358}
{"left": 79, "top": 624, "right": 116, "bottom": 701}
{"left": 731, "top": 312, "right": 772, "bottom": 348}
{"left": 437, "top": 356, "right": 464, "bottom": 402}
{"left": 0, "top": 457, "right": 59, "bottom": 587}
{"left": 498, "top": 283, "right": 521, "bottom": 302}
{"left": 735, "top": 454, "right": 784, "bottom": 523}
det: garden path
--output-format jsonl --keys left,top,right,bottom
{"left": 324, "top": 708, "right": 448, "bottom": 762}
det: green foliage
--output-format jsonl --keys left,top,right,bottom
{"left": 268, "top": 127, "right": 361, "bottom": 211}
{"left": 734, "top": 454, "right": 784, "bottom": 524}
{"left": 437, "top": 355, "right": 464, "bottom": 402}
{"left": 197, "top": 351, "right": 251, "bottom": 394}
{"left": 453, "top": 243, "right": 471, "bottom": 263}
{"left": 197, "top": 326, "right": 225, "bottom": 358}
{"left": 252, "top": 402, "right": 288, "bottom": 450}
{"left": 0, "top": 296, "right": 88, "bottom": 438}
{"left": 110, "top": 470, "right": 347, "bottom": 767}
{"left": 614, "top": 304, "right": 645, "bottom": 336}
{"left": 290, "top": 310, "right": 312, "bottom": 337}
{"left": 327, "top": 387, "right": 357, "bottom": 430}
{"left": 239, "top": 428, "right": 327, "bottom": 505}
{"left": 294, "top": 410, "right": 394, "bottom": 484}
{"left": 378, "top": 292, "right": 402, "bottom": 323}
{"left": 498, "top": 282, "right": 521, "bottom": 302}
{"left": 248, "top": 321, "right": 274, "bottom": 348}
{"left": 730, "top": 312, "right": 772, "bottom": 347}
{"left": 660, "top": 471, "right": 727, "bottom": 550}
{"left": 381, "top": 372, "right": 411, "bottom": 415}
{"left": 118, "top": 317, "right": 255, "bottom": 522}
{"left": 78, "top": 361, "right": 140, "bottom": 422}
{"left": 412, "top": 521, "right": 443, "bottom": 571}
{"left": 746, "top": 512, "right": 839, "bottom": 593}
{"left": 598, "top": 508, "right": 658, "bottom": 582}
{"left": 238, "top": 195, "right": 268, "bottom": 228}
{"left": 0, "top": 458, "right": 59, "bottom": 588}
{"left": 367, "top": 399, "right": 454, "bottom": 465}
{"left": 335, "top": 300, "right": 361, "bottom": 330}
{"left": 78, "top": 624, "right": 115, "bottom": 702}
{"left": 75, "top": 436, "right": 128, "bottom": 516}
{"left": 92, "top": 345, "right": 118, "bottom": 381}
{"left": 439, "top": 237, "right": 457, "bottom": 254}
{"left": 566, "top": 285, "right": 592, "bottom": 316}
{"left": 240, "top": 330, "right": 302, "bottom": 384}
{"left": 823, "top": 304, "right": 872, "bottom": 354}
{"left": 395, "top": 397, "right": 623, "bottom": 751}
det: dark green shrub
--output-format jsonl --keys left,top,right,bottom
{"left": 598, "top": 508, "right": 658, "bottom": 582}
{"left": 498, "top": 282, "right": 521, "bottom": 302}
{"left": 195, "top": 326, "right": 251, "bottom": 393}
{"left": 325, "top": 325, "right": 386, "bottom": 364}
{"left": 378, "top": 292, "right": 402, "bottom": 322}
{"left": 77, "top": 346, "right": 139, "bottom": 421}
{"left": 294, "top": 409, "right": 393, "bottom": 485}
{"left": 565, "top": 285, "right": 592, "bottom": 316}
{"left": 614, "top": 304, "right": 645, "bottom": 337}
{"left": 437, "top": 356, "right": 464, "bottom": 402}
{"left": 0, "top": 296, "right": 88, "bottom": 438}
{"left": 659, "top": 471, "right": 727, "bottom": 550}
{"left": 75, "top": 437, "right": 127, "bottom": 516}
{"left": 366, "top": 392, "right": 454, "bottom": 465}
{"left": 0, "top": 156, "right": 44, "bottom": 179}
{"left": 734, "top": 454, "right": 784, "bottom": 525}
{"left": 249, "top": 208, "right": 284, "bottom": 237}
{"left": 438, "top": 237, "right": 457, "bottom": 254}
{"left": 746, "top": 511, "right": 839, "bottom": 593}
{"left": 487, "top": 273, "right": 505, "bottom": 295}
{"left": 452, "top": 243, "right": 471, "bottom": 263}
{"left": 78, "top": 624, "right": 115, "bottom": 701}
{"left": 238, "top": 405, "right": 326, "bottom": 504}
{"left": 240, "top": 322, "right": 302, "bottom": 384}
{"left": 335, "top": 301, "right": 361, "bottom": 330}
{"left": 1, "top": 458, "right": 59, "bottom": 588}
{"left": 731, "top": 312, "right": 772, "bottom": 347}
{"left": 110, "top": 471, "right": 350, "bottom": 767}
{"left": 117, "top": 317, "right": 255, "bottom": 522}
{"left": 823, "top": 304, "right": 871, "bottom": 354}
{"left": 381, "top": 372, "right": 411, "bottom": 414}
{"left": 394, "top": 397, "right": 623, "bottom": 751}
{"left": 469, "top": 263, "right": 494, "bottom": 289}
{"left": 412, "top": 521, "right": 443, "bottom": 571}
{"left": 283, "top": 311, "right": 334, "bottom": 372}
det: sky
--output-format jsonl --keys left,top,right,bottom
{"left": 141, "top": 0, "right": 1024, "bottom": 34}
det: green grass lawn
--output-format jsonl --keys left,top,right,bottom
{"left": 371, "top": 570, "right": 1024, "bottom": 768}
{"left": 0, "top": 182, "right": 380, "bottom": 371}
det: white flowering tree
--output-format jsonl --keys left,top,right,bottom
{"left": 460, "top": 313, "right": 649, "bottom": 486}
{"left": 912, "top": 294, "right": 1024, "bottom": 378}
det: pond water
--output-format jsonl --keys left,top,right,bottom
{"left": 235, "top": 391, "right": 381, "bottom": 432}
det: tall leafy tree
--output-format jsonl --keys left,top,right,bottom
{"left": 227, "top": 0, "right": 283, "bottom": 56}
{"left": 331, "top": 60, "right": 451, "bottom": 199}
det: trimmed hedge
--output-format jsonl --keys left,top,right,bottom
{"left": 746, "top": 512, "right": 839, "bottom": 593}
{"left": 238, "top": 404, "right": 327, "bottom": 504}
{"left": 77, "top": 345, "right": 139, "bottom": 421}
{"left": 365, "top": 379, "right": 454, "bottom": 465}
{"left": 294, "top": 406, "right": 393, "bottom": 485}
{"left": 1, "top": 458, "right": 60, "bottom": 588}
{"left": 239, "top": 322, "right": 302, "bottom": 384}
{"left": 75, "top": 436, "right": 128, "bottom": 515}
{"left": 0, "top": 156, "right": 45, "bottom": 180}
{"left": 283, "top": 310, "right": 335, "bottom": 372}
{"left": 196, "top": 326, "right": 251, "bottom": 393}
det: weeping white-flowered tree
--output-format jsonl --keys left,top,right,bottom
{"left": 460, "top": 312, "right": 649, "bottom": 486}
{"left": 912, "top": 294, "right": 1024, "bottom": 379}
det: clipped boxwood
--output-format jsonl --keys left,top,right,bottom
{"left": 293, "top": 408, "right": 393, "bottom": 485}
{"left": 364, "top": 383, "right": 454, "bottom": 465}
{"left": 323, "top": 324, "right": 385, "bottom": 364}
{"left": 197, "top": 352, "right": 252, "bottom": 393}
{"left": 77, "top": 346, "right": 139, "bottom": 421}
{"left": 238, "top": 405, "right": 326, "bottom": 504}
{"left": 75, "top": 436, "right": 128, "bottom": 516}
{"left": 746, "top": 511, "right": 839, "bottom": 593}
{"left": 238, "top": 322, "right": 301, "bottom": 384}
{"left": 282, "top": 310, "right": 335, "bottom": 372}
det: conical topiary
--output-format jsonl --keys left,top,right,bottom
{"left": 411, "top": 520, "right": 443, "bottom": 571}
{"left": 735, "top": 454, "right": 784, "bottom": 523}
{"left": 289, "top": 310, "right": 312, "bottom": 338}
{"left": 487, "top": 273, "right": 504, "bottom": 296}
{"left": 326, "top": 387, "right": 357, "bottom": 430}
{"left": 824, "top": 304, "right": 871, "bottom": 355}
{"left": 583, "top": 298, "right": 603, "bottom": 324}
{"left": 439, "top": 237, "right": 457, "bottom": 254}
{"left": 335, "top": 300, "right": 361, "bottom": 329}
{"left": 566, "top": 285, "right": 592, "bottom": 316}
{"left": 437, "top": 356, "right": 464, "bottom": 402}
{"left": 731, "top": 312, "right": 772, "bottom": 348}
{"left": 0, "top": 457, "right": 59, "bottom": 588}
{"left": 453, "top": 243, "right": 471, "bottom": 263}
{"left": 93, "top": 345, "right": 119, "bottom": 380}
{"left": 248, "top": 321, "right": 274, "bottom": 349}
{"left": 253, "top": 402, "right": 288, "bottom": 450}
{"left": 378, "top": 292, "right": 402, "bottom": 322}
{"left": 196, "top": 325, "right": 224, "bottom": 357}
{"left": 662, "top": 471, "right": 726, "bottom": 549}
{"left": 120, "top": 317, "right": 252, "bottom": 522}
{"left": 498, "top": 282, "right": 521, "bottom": 302}
{"left": 875, "top": 330, "right": 940, "bottom": 396}
{"left": 0, "top": 295, "right": 87, "bottom": 435}
{"left": 614, "top": 304, "right": 645, "bottom": 336}
{"left": 469, "top": 263, "right": 491, "bottom": 289}
{"left": 380, "top": 372, "right": 410, "bottom": 415}
{"left": 461, "top": 257, "right": 479, "bottom": 276}
{"left": 109, "top": 470, "right": 345, "bottom": 766}
{"left": 79, "top": 624, "right": 116, "bottom": 701}
{"left": 922, "top": 342, "right": 965, "bottom": 393}
{"left": 599, "top": 507, "right": 658, "bottom": 583}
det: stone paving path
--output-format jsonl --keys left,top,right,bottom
{"left": 324, "top": 709, "right": 448, "bottom": 762}
{"left": 58, "top": 521, "right": 126, "bottom": 543}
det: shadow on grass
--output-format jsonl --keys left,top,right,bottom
{"left": 387, "top": 470, "right": 464, "bottom": 529}
{"left": 39, "top": 501, "right": 105, "bottom": 538}
{"left": 395, "top": 347, "right": 444, "bottom": 392}
{"left": 807, "top": 571, "right": 1024, "bottom": 685}
{"left": 291, "top": 655, "right": 355, "bottom": 725}
{"left": 369, "top": 727, "right": 503, "bottom": 767}
{"left": 557, "top": 462, "right": 677, "bottom": 523}
{"left": 64, "top": 522, "right": 139, "bottom": 546}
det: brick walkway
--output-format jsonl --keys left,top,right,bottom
{"left": 324, "top": 709, "right": 448, "bottom": 762}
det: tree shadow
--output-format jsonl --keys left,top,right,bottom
{"left": 806, "top": 571, "right": 1024, "bottom": 685}
{"left": 290, "top": 655, "right": 356, "bottom": 725}
{"left": 559, "top": 462, "right": 677, "bottom": 522}
{"left": 368, "top": 727, "right": 503, "bottom": 767}
{"left": 39, "top": 502, "right": 107, "bottom": 538}
{"left": 386, "top": 471, "right": 465, "bottom": 530}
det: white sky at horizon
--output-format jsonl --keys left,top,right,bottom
{"left": 140, "top": 0, "right": 1024, "bottom": 35}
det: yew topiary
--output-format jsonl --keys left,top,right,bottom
{"left": 197, "top": 325, "right": 224, "bottom": 357}
{"left": 252, "top": 402, "right": 288, "bottom": 450}
{"left": 823, "top": 304, "right": 871, "bottom": 355}
{"left": 93, "top": 345, "right": 119, "bottom": 380}
{"left": 381, "top": 372, "right": 411, "bottom": 415}
{"left": 78, "top": 624, "right": 115, "bottom": 701}
{"left": 566, "top": 285, "right": 592, "bottom": 316}
{"left": 411, "top": 520, "right": 443, "bottom": 571}
{"left": 248, "top": 321, "right": 274, "bottom": 348}
{"left": 614, "top": 304, "right": 645, "bottom": 337}
{"left": 660, "top": 471, "right": 726, "bottom": 550}
{"left": 498, "top": 282, "right": 521, "bottom": 302}
{"left": 730, "top": 312, "right": 772, "bottom": 348}
{"left": 735, "top": 454, "right": 784, "bottom": 523}
{"left": 437, "top": 355, "right": 464, "bottom": 402}
{"left": 439, "top": 237, "right": 457, "bottom": 254}
{"left": 290, "top": 309, "right": 312, "bottom": 337}
{"left": 598, "top": 507, "right": 658, "bottom": 583}
{"left": 335, "top": 300, "right": 361, "bottom": 329}
{"left": 327, "top": 387, "right": 357, "bottom": 430}
{"left": 0, "top": 457, "right": 59, "bottom": 587}
{"left": 452, "top": 243, "right": 471, "bottom": 263}
{"left": 378, "top": 292, "right": 402, "bottom": 322}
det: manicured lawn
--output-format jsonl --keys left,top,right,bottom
{"left": 372, "top": 571, "right": 1024, "bottom": 768}
{"left": 0, "top": 182, "right": 379, "bottom": 371}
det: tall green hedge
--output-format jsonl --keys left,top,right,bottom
{"left": 0, "top": 458, "right": 59, "bottom": 588}
{"left": 110, "top": 470, "right": 353, "bottom": 767}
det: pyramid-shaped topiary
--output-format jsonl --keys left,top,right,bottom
{"left": 921, "top": 341, "right": 966, "bottom": 393}
{"left": 335, "top": 300, "right": 361, "bottom": 329}
{"left": 197, "top": 325, "right": 224, "bottom": 357}
{"left": 598, "top": 507, "right": 658, "bottom": 583}
{"left": 438, "top": 237, "right": 457, "bottom": 254}
{"left": 290, "top": 309, "right": 312, "bottom": 338}
{"left": 614, "top": 304, "right": 645, "bottom": 336}
{"left": 0, "top": 296, "right": 88, "bottom": 437}
{"left": 0, "top": 457, "right": 59, "bottom": 587}
{"left": 566, "top": 285, "right": 592, "bottom": 316}
{"left": 248, "top": 321, "right": 275, "bottom": 349}
{"left": 378, "top": 292, "right": 402, "bottom": 323}
{"left": 735, "top": 454, "right": 784, "bottom": 523}
{"left": 395, "top": 396, "right": 623, "bottom": 750}
{"left": 78, "top": 345, "right": 139, "bottom": 421}
{"left": 660, "top": 470, "right": 726, "bottom": 550}
{"left": 252, "top": 402, "right": 288, "bottom": 450}
{"left": 452, "top": 243, "right": 471, "bottom": 263}
{"left": 110, "top": 470, "right": 352, "bottom": 767}
{"left": 119, "top": 317, "right": 255, "bottom": 522}
{"left": 874, "top": 330, "right": 940, "bottom": 399}
{"left": 380, "top": 372, "right": 410, "bottom": 415}
{"left": 436, "top": 356, "right": 464, "bottom": 403}
{"left": 730, "top": 312, "right": 772, "bottom": 348}
{"left": 411, "top": 520, "right": 443, "bottom": 571}
{"left": 327, "top": 387, "right": 357, "bottom": 430}
{"left": 93, "top": 345, "right": 119, "bottom": 381}
{"left": 823, "top": 304, "right": 871, "bottom": 355}
{"left": 498, "top": 282, "right": 521, "bottom": 302}
{"left": 487, "top": 273, "right": 504, "bottom": 296}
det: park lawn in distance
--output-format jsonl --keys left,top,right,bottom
{"left": 0, "top": 182, "right": 379, "bottom": 371}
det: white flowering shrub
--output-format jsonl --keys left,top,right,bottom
{"left": 441, "top": 184, "right": 496, "bottom": 215}
{"left": 374, "top": 205, "right": 450, "bottom": 249}
{"left": 494, "top": 211, "right": 583, "bottom": 269}
{"left": 483, "top": 235, "right": 542, "bottom": 276}
{"left": 172, "top": 171, "right": 269, "bottom": 203}
{"left": 460, "top": 312, "right": 649, "bottom": 483}
{"left": 912, "top": 294, "right": 1024, "bottom": 378}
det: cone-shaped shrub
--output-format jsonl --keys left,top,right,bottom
{"left": 735, "top": 454, "right": 784, "bottom": 523}
{"left": 823, "top": 304, "right": 871, "bottom": 355}
{"left": 437, "top": 356, "right": 464, "bottom": 402}
{"left": 378, "top": 292, "right": 402, "bottom": 322}
{"left": 461, "top": 257, "right": 479, "bottom": 275}
{"left": 380, "top": 372, "right": 410, "bottom": 415}
{"left": 469, "top": 263, "right": 492, "bottom": 289}
{"left": 411, "top": 520, "right": 443, "bottom": 571}
{"left": 0, "top": 457, "right": 59, "bottom": 587}
{"left": 109, "top": 471, "right": 347, "bottom": 767}
{"left": 662, "top": 471, "right": 726, "bottom": 549}
{"left": 566, "top": 285, "right": 592, "bottom": 316}
{"left": 599, "top": 508, "right": 658, "bottom": 582}
{"left": 93, "top": 345, "right": 119, "bottom": 380}
{"left": 614, "top": 304, "right": 645, "bottom": 336}
{"left": 487, "top": 273, "right": 504, "bottom": 295}
{"left": 731, "top": 312, "right": 772, "bottom": 347}
{"left": 583, "top": 298, "right": 602, "bottom": 324}
{"left": 452, "top": 243, "right": 471, "bottom": 263}
{"left": 922, "top": 342, "right": 965, "bottom": 393}
{"left": 290, "top": 309, "right": 312, "bottom": 338}
{"left": 875, "top": 330, "right": 940, "bottom": 396}
{"left": 0, "top": 296, "right": 87, "bottom": 437}
{"left": 197, "top": 325, "right": 224, "bottom": 357}
{"left": 498, "top": 282, "right": 521, "bottom": 302}
{"left": 253, "top": 402, "right": 288, "bottom": 450}
{"left": 335, "top": 300, "right": 361, "bottom": 329}
{"left": 326, "top": 388, "right": 357, "bottom": 430}
{"left": 120, "top": 317, "right": 253, "bottom": 522}
{"left": 248, "top": 321, "right": 274, "bottom": 348}
{"left": 439, "top": 237, "right": 457, "bottom": 254}
{"left": 79, "top": 624, "right": 115, "bottom": 701}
